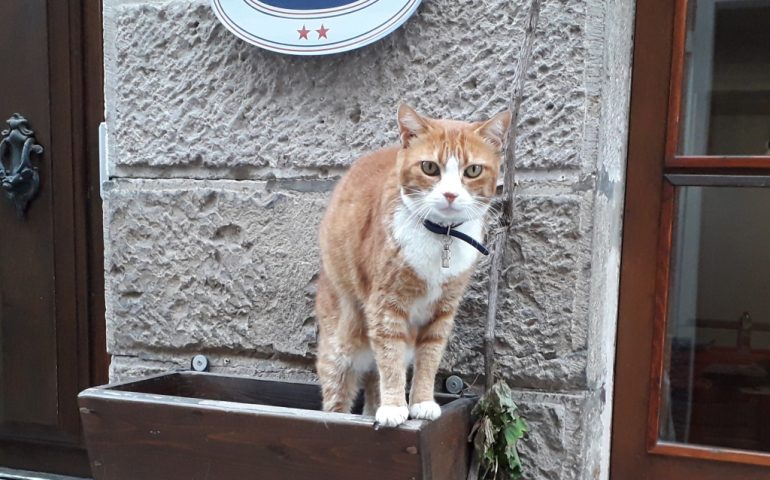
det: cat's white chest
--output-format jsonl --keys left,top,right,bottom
{"left": 391, "top": 206, "right": 482, "bottom": 326}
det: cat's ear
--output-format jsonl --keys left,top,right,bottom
{"left": 397, "top": 103, "right": 429, "bottom": 147}
{"left": 474, "top": 110, "right": 512, "bottom": 151}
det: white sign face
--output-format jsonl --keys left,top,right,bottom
{"left": 211, "top": 0, "right": 422, "bottom": 56}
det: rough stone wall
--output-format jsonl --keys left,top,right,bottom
{"left": 102, "top": 1, "right": 634, "bottom": 478}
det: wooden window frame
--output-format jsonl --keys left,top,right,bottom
{"left": 646, "top": 0, "right": 770, "bottom": 467}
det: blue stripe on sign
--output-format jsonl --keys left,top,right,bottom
{"left": 257, "top": 0, "right": 358, "bottom": 8}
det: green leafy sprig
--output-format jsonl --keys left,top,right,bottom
{"left": 468, "top": 381, "right": 527, "bottom": 480}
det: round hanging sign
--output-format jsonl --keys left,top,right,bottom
{"left": 211, "top": 0, "right": 422, "bottom": 56}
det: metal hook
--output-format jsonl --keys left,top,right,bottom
{"left": 0, "top": 114, "right": 43, "bottom": 217}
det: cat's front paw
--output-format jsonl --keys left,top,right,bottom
{"left": 374, "top": 405, "right": 409, "bottom": 428}
{"left": 409, "top": 401, "right": 442, "bottom": 421}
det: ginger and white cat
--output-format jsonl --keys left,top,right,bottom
{"left": 315, "top": 104, "right": 511, "bottom": 427}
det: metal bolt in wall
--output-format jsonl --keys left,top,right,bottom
{"left": 444, "top": 375, "right": 464, "bottom": 395}
{"left": 191, "top": 354, "right": 209, "bottom": 372}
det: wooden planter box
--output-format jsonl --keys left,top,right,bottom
{"left": 78, "top": 372, "right": 475, "bottom": 480}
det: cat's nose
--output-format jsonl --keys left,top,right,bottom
{"left": 443, "top": 192, "right": 458, "bottom": 203}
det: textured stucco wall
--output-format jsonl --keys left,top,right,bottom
{"left": 102, "top": 0, "right": 634, "bottom": 478}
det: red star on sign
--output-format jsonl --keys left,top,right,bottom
{"left": 297, "top": 25, "right": 310, "bottom": 40}
{"left": 316, "top": 24, "right": 329, "bottom": 40}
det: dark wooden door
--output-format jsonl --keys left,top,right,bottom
{"left": 0, "top": 1, "right": 106, "bottom": 476}
{"left": 612, "top": 0, "right": 770, "bottom": 478}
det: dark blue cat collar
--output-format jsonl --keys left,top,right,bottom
{"left": 422, "top": 219, "right": 490, "bottom": 256}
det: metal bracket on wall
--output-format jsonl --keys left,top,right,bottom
{"left": 0, "top": 114, "right": 43, "bottom": 217}
{"left": 99, "top": 121, "right": 109, "bottom": 199}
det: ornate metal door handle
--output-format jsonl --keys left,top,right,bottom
{"left": 0, "top": 114, "right": 43, "bottom": 217}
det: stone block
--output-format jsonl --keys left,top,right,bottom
{"left": 510, "top": 390, "right": 586, "bottom": 480}
{"left": 109, "top": 354, "right": 316, "bottom": 384}
{"left": 443, "top": 194, "right": 591, "bottom": 391}
{"left": 108, "top": 355, "right": 184, "bottom": 381}
{"left": 105, "top": 0, "right": 587, "bottom": 177}
{"left": 104, "top": 180, "right": 326, "bottom": 360}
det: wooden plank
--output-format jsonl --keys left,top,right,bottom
{"left": 663, "top": 0, "right": 688, "bottom": 163}
{"left": 646, "top": 180, "right": 676, "bottom": 452}
{"left": 668, "top": 156, "right": 770, "bottom": 170}
{"left": 611, "top": 0, "right": 675, "bottom": 475}
{"left": 178, "top": 373, "right": 324, "bottom": 410}
{"left": 80, "top": 387, "right": 422, "bottom": 431}
{"left": 665, "top": 174, "right": 770, "bottom": 187}
{"left": 611, "top": 1, "right": 674, "bottom": 474}
{"left": 96, "top": 371, "right": 186, "bottom": 392}
{"left": 650, "top": 443, "right": 770, "bottom": 468}
{"left": 82, "top": 374, "right": 424, "bottom": 431}
{"left": 0, "top": 440, "right": 89, "bottom": 475}
{"left": 80, "top": 373, "right": 474, "bottom": 479}
{"left": 48, "top": 0, "right": 91, "bottom": 443}
{"left": 420, "top": 397, "right": 475, "bottom": 480}
{"left": 111, "top": 372, "right": 324, "bottom": 410}
{"left": 109, "top": 372, "right": 462, "bottom": 411}
{"left": 80, "top": 391, "right": 424, "bottom": 480}
{"left": 82, "top": 0, "right": 109, "bottom": 389}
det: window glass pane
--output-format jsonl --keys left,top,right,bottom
{"left": 678, "top": 1, "right": 770, "bottom": 156}
{"left": 660, "top": 186, "right": 770, "bottom": 452}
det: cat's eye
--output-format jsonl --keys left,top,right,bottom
{"left": 464, "top": 165, "right": 483, "bottom": 178}
{"left": 421, "top": 161, "right": 440, "bottom": 177}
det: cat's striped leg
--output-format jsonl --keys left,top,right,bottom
{"left": 409, "top": 312, "right": 454, "bottom": 421}
{"left": 317, "top": 340, "right": 360, "bottom": 413}
{"left": 316, "top": 281, "right": 362, "bottom": 414}
{"left": 361, "top": 369, "right": 380, "bottom": 417}
{"left": 368, "top": 304, "right": 410, "bottom": 428}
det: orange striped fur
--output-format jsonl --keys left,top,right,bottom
{"left": 315, "top": 104, "right": 511, "bottom": 427}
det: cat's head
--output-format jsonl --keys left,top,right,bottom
{"left": 396, "top": 104, "right": 512, "bottom": 225}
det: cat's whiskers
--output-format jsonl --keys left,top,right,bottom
{"left": 471, "top": 197, "right": 497, "bottom": 217}
{"left": 395, "top": 199, "right": 431, "bottom": 240}
{"left": 401, "top": 193, "right": 432, "bottom": 226}
{"left": 459, "top": 199, "right": 495, "bottom": 225}
{"left": 406, "top": 205, "right": 429, "bottom": 226}
{"left": 417, "top": 206, "right": 433, "bottom": 224}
